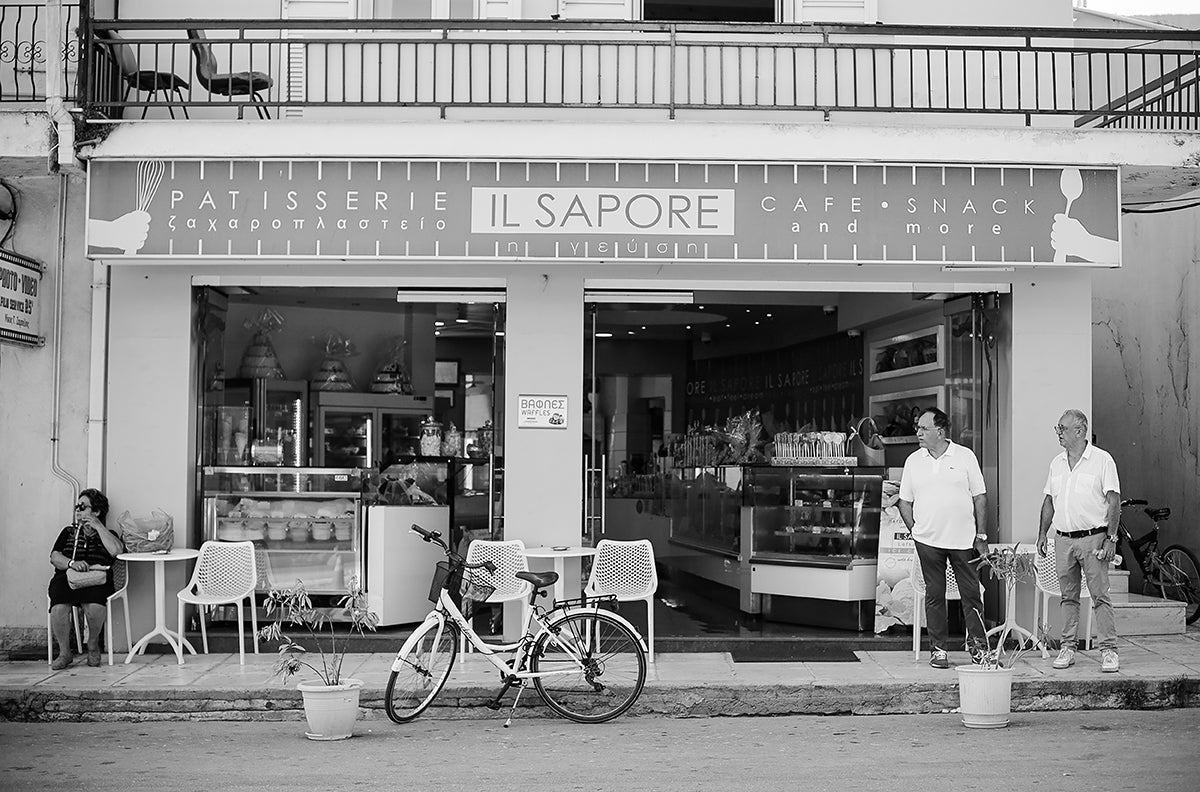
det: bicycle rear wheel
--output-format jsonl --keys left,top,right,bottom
{"left": 531, "top": 610, "right": 646, "bottom": 724}
{"left": 384, "top": 619, "right": 459, "bottom": 724}
{"left": 1159, "top": 546, "right": 1200, "bottom": 624}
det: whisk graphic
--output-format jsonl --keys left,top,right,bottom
{"left": 129, "top": 159, "right": 165, "bottom": 254}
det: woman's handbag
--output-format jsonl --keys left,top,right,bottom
{"left": 119, "top": 509, "right": 174, "bottom": 553}
{"left": 66, "top": 529, "right": 109, "bottom": 590}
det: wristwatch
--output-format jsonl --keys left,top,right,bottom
{"left": 975, "top": 533, "right": 988, "bottom": 541}
{"left": 1104, "top": 534, "right": 1118, "bottom": 544}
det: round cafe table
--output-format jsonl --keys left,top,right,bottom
{"left": 523, "top": 546, "right": 597, "bottom": 605}
{"left": 117, "top": 548, "right": 200, "bottom": 665}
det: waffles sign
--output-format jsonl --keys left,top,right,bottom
{"left": 517, "top": 395, "right": 568, "bottom": 429}
{"left": 86, "top": 159, "right": 1120, "bottom": 266}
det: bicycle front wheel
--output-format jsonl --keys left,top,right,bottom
{"left": 384, "top": 618, "right": 459, "bottom": 724}
{"left": 531, "top": 610, "right": 646, "bottom": 724}
{"left": 1159, "top": 545, "right": 1200, "bottom": 624}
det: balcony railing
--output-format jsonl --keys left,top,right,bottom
{"left": 0, "top": 2, "right": 80, "bottom": 102}
{"left": 78, "top": 19, "right": 1200, "bottom": 128}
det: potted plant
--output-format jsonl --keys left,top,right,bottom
{"left": 957, "top": 543, "right": 1041, "bottom": 729}
{"left": 258, "top": 576, "right": 379, "bottom": 741}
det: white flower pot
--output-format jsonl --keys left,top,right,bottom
{"left": 297, "top": 678, "right": 364, "bottom": 741}
{"left": 955, "top": 665, "right": 1013, "bottom": 728}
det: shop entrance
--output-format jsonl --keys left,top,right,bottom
{"left": 193, "top": 285, "right": 505, "bottom": 622}
{"left": 582, "top": 289, "right": 1005, "bottom": 648}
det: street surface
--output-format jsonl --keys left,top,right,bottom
{"left": 2, "top": 710, "right": 1198, "bottom": 791}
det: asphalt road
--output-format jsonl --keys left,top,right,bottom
{"left": 2, "top": 710, "right": 1198, "bottom": 791}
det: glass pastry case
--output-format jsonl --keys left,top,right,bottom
{"left": 311, "top": 391, "right": 433, "bottom": 468}
{"left": 744, "top": 465, "right": 884, "bottom": 567}
{"left": 667, "top": 466, "right": 744, "bottom": 556}
{"left": 201, "top": 467, "right": 362, "bottom": 596}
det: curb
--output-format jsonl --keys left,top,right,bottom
{"left": 3, "top": 676, "right": 1197, "bottom": 722}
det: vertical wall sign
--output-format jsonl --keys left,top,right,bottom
{"left": 0, "top": 249, "right": 44, "bottom": 347}
{"left": 86, "top": 159, "right": 1121, "bottom": 266}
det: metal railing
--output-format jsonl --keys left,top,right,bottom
{"left": 78, "top": 18, "right": 1200, "bottom": 128}
{"left": 0, "top": 2, "right": 80, "bottom": 102}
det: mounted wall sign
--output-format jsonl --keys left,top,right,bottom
{"left": 0, "top": 249, "right": 44, "bottom": 347}
{"left": 517, "top": 394, "right": 568, "bottom": 429}
{"left": 86, "top": 159, "right": 1120, "bottom": 266}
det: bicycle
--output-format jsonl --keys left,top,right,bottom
{"left": 1116, "top": 499, "right": 1200, "bottom": 624}
{"left": 384, "top": 523, "right": 648, "bottom": 726}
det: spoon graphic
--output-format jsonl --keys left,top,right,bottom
{"left": 1054, "top": 167, "right": 1083, "bottom": 263}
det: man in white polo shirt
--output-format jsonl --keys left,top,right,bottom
{"left": 899, "top": 407, "right": 989, "bottom": 669}
{"left": 1036, "top": 408, "right": 1121, "bottom": 673}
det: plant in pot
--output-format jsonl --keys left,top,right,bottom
{"left": 258, "top": 576, "right": 379, "bottom": 741}
{"left": 957, "top": 543, "right": 1042, "bottom": 729}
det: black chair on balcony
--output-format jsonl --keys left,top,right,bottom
{"left": 94, "top": 29, "right": 190, "bottom": 119}
{"left": 186, "top": 28, "right": 274, "bottom": 119}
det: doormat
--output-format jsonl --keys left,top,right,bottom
{"left": 729, "top": 645, "right": 861, "bottom": 663}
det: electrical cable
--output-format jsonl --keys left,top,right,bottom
{"left": 1122, "top": 201, "right": 1200, "bottom": 214}
{"left": 0, "top": 179, "right": 17, "bottom": 249}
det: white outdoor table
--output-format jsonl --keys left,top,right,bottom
{"left": 984, "top": 542, "right": 1041, "bottom": 652}
{"left": 523, "top": 546, "right": 598, "bottom": 605}
{"left": 118, "top": 548, "right": 200, "bottom": 664}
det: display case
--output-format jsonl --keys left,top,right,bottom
{"left": 204, "top": 379, "right": 308, "bottom": 466}
{"left": 744, "top": 466, "right": 884, "bottom": 568}
{"left": 202, "top": 467, "right": 362, "bottom": 595}
{"left": 311, "top": 391, "right": 433, "bottom": 468}
{"left": 667, "top": 466, "right": 744, "bottom": 557}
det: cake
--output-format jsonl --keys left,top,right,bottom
{"left": 313, "top": 357, "right": 355, "bottom": 391}
{"left": 238, "top": 332, "right": 286, "bottom": 379}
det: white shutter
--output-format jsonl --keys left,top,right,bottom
{"left": 786, "top": 0, "right": 878, "bottom": 24}
{"left": 281, "top": 0, "right": 356, "bottom": 119}
{"left": 476, "top": 0, "right": 523, "bottom": 18}
{"left": 557, "top": 0, "right": 632, "bottom": 21}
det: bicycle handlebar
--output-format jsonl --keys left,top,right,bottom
{"left": 1121, "top": 498, "right": 1149, "bottom": 507}
{"left": 409, "top": 524, "right": 497, "bottom": 573}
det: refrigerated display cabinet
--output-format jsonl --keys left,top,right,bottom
{"left": 204, "top": 379, "right": 308, "bottom": 466}
{"left": 311, "top": 391, "right": 433, "bottom": 468}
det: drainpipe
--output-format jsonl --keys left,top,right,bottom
{"left": 45, "top": 0, "right": 81, "bottom": 173}
{"left": 49, "top": 173, "right": 82, "bottom": 500}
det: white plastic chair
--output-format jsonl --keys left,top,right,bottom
{"left": 584, "top": 539, "right": 658, "bottom": 663}
{"left": 177, "top": 541, "right": 258, "bottom": 665}
{"left": 1034, "top": 540, "right": 1093, "bottom": 657}
{"left": 106, "top": 559, "right": 132, "bottom": 666}
{"left": 462, "top": 539, "right": 532, "bottom": 652}
{"left": 910, "top": 561, "right": 964, "bottom": 660}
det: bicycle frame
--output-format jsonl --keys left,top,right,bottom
{"left": 394, "top": 581, "right": 647, "bottom": 683}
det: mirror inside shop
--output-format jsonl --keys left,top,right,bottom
{"left": 194, "top": 286, "right": 1002, "bottom": 638}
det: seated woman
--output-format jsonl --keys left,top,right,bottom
{"left": 48, "top": 489, "right": 124, "bottom": 669}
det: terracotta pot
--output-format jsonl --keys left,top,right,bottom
{"left": 297, "top": 678, "right": 364, "bottom": 740}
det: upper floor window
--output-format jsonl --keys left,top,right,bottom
{"left": 644, "top": 1, "right": 774, "bottom": 22}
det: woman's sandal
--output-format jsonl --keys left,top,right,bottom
{"left": 51, "top": 653, "right": 74, "bottom": 670}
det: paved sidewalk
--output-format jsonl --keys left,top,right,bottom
{"left": 2, "top": 632, "right": 1198, "bottom": 722}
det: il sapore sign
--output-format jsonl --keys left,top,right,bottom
{"left": 518, "top": 394, "right": 568, "bottom": 429}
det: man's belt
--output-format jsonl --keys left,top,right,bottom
{"left": 1056, "top": 527, "right": 1107, "bottom": 539}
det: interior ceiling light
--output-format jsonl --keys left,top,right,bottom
{"left": 455, "top": 307, "right": 469, "bottom": 324}
{"left": 495, "top": 331, "right": 505, "bottom": 337}
{"left": 596, "top": 332, "right": 613, "bottom": 338}
{"left": 434, "top": 320, "right": 445, "bottom": 327}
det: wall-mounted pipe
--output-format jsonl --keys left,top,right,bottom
{"left": 45, "top": 0, "right": 81, "bottom": 173}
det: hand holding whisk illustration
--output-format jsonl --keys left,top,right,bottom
{"left": 87, "top": 159, "right": 161, "bottom": 255}
{"left": 126, "top": 159, "right": 165, "bottom": 254}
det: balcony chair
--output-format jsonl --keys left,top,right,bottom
{"left": 584, "top": 539, "right": 658, "bottom": 662}
{"left": 177, "top": 541, "right": 259, "bottom": 665}
{"left": 462, "top": 539, "right": 532, "bottom": 652}
{"left": 1033, "top": 540, "right": 1094, "bottom": 657}
{"left": 94, "top": 28, "right": 190, "bottom": 119}
{"left": 186, "top": 28, "right": 274, "bottom": 119}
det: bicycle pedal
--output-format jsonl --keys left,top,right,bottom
{"left": 484, "top": 699, "right": 503, "bottom": 711}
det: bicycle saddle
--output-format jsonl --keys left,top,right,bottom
{"left": 515, "top": 570, "right": 559, "bottom": 589}
{"left": 1145, "top": 507, "right": 1171, "bottom": 521}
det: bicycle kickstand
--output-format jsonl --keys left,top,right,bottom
{"left": 503, "top": 684, "right": 526, "bottom": 728}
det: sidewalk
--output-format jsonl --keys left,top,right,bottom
{"left": 3, "top": 630, "right": 1199, "bottom": 722}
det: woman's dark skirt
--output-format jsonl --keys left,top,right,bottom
{"left": 47, "top": 570, "right": 115, "bottom": 609}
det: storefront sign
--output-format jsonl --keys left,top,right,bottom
{"left": 86, "top": 159, "right": 1121, "bottom": 266}
{"left": 517, "top": 394, "right": 568, "bottom": 429}
{"left": 0, "top": 250, "right": 44, "bottom": 347}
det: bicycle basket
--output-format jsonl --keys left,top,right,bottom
{"left": 428, "top": 561, "right": 451, "bottom": 603}
{"left": 459, "top": 569, "right": 496, "bottom": 603}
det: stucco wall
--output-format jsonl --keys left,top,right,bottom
{"left": 1092, "top": 209, "right": 1200, "bottom": 578}
{"left": 0, "top": 173, "right": 91, "bottom": 650}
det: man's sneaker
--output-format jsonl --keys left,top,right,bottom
{"left": 929, "top": 648, "right": 950, "bottom": 669}
{"left": 1101, "top": 648, "right": 1120, "bottom": 673}
{"left": 1052, "top": 646, "right": 1076, "bottom": 669}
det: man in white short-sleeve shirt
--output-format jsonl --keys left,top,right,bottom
{"left": 1036, "top": 408, "right": 1122, "bottom": 673}
{"left": 899, "top": 407, "right": 989, "bottom": 669}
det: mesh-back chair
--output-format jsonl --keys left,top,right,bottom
{"left": 177, "top": 541, "right": 258, "bottom": 665}
{"left": 94, "top": 28, "right": 190, "bottom": 118}
{"left": 186, "top": 28, "right": 274, "bottom": 119}
{"left": 585, "top": 539, "right": 658, "bottom": 662}
{"left": 910, "top": 561, "right": 964, "bottom": 660}
{"left": 462, "top": 539, "right": 532, "bottom": 652}
{"left": 1034, "top": 540, "right": 1093, "bottom": 657}
{"left": 106, "top": 559, "right": 132, "bottom": 665}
